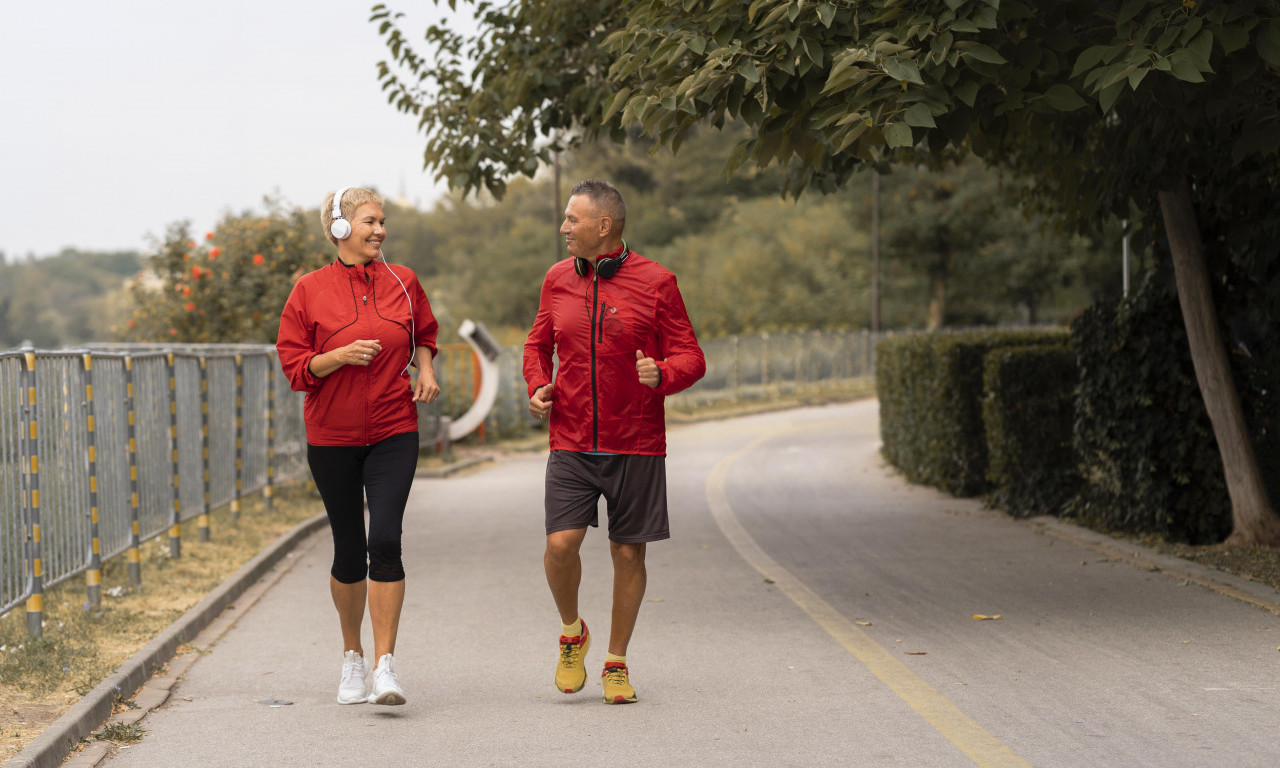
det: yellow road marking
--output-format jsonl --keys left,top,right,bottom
{"left": 706, "top": 429, "right": 1032, "bottom": 768}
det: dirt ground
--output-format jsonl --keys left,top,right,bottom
{"left": 1138, "top": 538, "right": 1280, "bottom": 594}
{"left": 4, "top": 386, "right": 1280, "bottom": 761}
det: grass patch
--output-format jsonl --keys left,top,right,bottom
{"left": 0, "top": 481, "right": 320, "bottom": 762}
{"left": 94, "top": 721, "right": 144, "bottom": 744}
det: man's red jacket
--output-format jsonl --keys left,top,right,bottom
{"left": 523, "top": 250, "right": 706, "bottom": 455}
{"left": 277, "top": 259, "right": 438, "bottom": 446}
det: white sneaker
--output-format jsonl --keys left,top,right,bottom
{"left": 336, "top": 650, "right": 368, "bottom": 705}
{"left": 367, "top": 653, "right": 407, "bottom": 705}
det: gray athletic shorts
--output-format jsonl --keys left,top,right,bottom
{"left": 544, "top": 450, "right": 670, "bottom": 543}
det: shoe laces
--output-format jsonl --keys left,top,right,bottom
{"left": 603, "top": 663, "right": 629, "bottom": 686}
{"left": 342, "top": 656, "right": 364, "bottom": 680}
{"left": 559, "top": 636, "right": 583, "bottom": 668}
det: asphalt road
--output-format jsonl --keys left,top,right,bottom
{"left": 100, "top": 400, "right": 1280, "bottom": 767}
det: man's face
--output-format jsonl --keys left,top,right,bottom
{"left": 560, "top": 195, "right": 604, "bottom": 260}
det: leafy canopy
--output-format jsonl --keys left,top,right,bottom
{"left": 375, "top": 0, "right": 1280, "bottom": 227}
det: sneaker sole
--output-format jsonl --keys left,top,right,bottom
{"left": 368, "top": 690, "right": 407, "bottom": 705}
{"left": 337, "top": 693, "right": 368, "bottom": 705}
{"left": 604, "top": 694, "right": 637, "bottom": 704}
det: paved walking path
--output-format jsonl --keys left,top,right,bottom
{"left": 56, "top": 401, "right": 1280, "bottom": 767}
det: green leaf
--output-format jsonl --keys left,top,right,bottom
{"left": 601, "top": 88, "right": 633, "bottom": 123}
{"left": 1098, "top": 81, "right": 1125, "bottom": 114}
{"left": 817, "top": 3, "right": 836, "bottom": 28}
{"left": 1258, "top": 19, "right": 1280, "bottom": 66}
{"left": 738, "top": 59, "right": 761, "bottom": 83}
{"left": 882, "top": 56, "right": 924, "bottom": 84}
{"left": 1168, "top": 51, "right": 1207, "bottom": 83}
{"left": 903, "top": 103, "right": 937, "bottom": 127}
{"left": 1117, "top": 0, "right": 1146, "bottom": 26}
{"left": 1071, "top": 45, "right": 1112, "bottom": 79}
{"left": 963, "top": 43, "right": 1008, "bottom": 65}
{"left": 1214, "top": 23, "right": 1249, "bottom": 54}
{"left": 954, "top": 80, "right": 980, "bottom": 107}
{"left": 885, "top": 122, "right": 915, "bottom": 147}
{"left": 1186, "top": 29, "right": 1214, "bottom": 71}
{"left": 1042, "top": 83, "right": 1088, "bottom": 111}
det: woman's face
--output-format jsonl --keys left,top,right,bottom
{"left": 336, "top": 202, "right": 386, "bottom": 265}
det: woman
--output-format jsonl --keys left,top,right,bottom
{"left": 276, "top": 186, "right": 440, "bottom": 706}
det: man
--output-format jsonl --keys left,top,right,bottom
{"left": 524, "top": 179, "right": 706, "bottom": 704}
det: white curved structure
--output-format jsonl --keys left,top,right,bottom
{"left": 448, "top": 319, "right": 501, "bottom": 441}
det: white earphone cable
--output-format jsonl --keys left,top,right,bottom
{"left": 379, "top": 249, "right": 416, "bottom": 375}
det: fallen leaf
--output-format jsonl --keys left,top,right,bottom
{"left": 905, "top": 651, "right": 927, "bottom": 655}
{"left": 856, "top": 621, "right": 872, "bottom": 626}
{"left": 763, "top": 578, "right": 775, "bottom": 584}
{"left": 972, "top": 614, "right": 1002, "bottom": 621}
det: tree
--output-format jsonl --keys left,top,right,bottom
{"left": 375, "top": 0, "right": 1280, "bottom": 544}
{"left": 127, "top": 201, "right": 330, "bottom": 344}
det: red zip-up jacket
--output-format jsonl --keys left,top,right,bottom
{"left": 277, "top": 258, "right": 438, "bottom": 446}
{"left": 523, "top": 249, "right": 705, "bottom": 455}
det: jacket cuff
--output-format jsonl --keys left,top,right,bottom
{"left": 298, "top": 353, "right": 324, "bottom": 392}
{"left": 653, "top": 362, "right": 677, "bottom": 396}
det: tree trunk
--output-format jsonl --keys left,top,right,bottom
{"left": 1158, "top": 180, "right": 1280, "bottom": 546}
{"left": 926, "top": 276, "right": 946, "bottom": 331}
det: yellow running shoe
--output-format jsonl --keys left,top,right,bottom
{"left": 602, "top": 661, "right": 637, "bottom": 704}
{"left": 555, "top": 619, "right": 590, "bottom": 694}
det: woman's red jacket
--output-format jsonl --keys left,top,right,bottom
{"left": 276, "top": 259, "right": 438, "bottom": 446}
{"left": 523, "top": 251, "right": 706, "bottom": 455}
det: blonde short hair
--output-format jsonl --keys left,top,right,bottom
{"left": 321, "top": 187, "right": 384, "bottom": 245}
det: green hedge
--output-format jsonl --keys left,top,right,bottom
{"left": 983, "top": 343, "right": 1079, "bottom": 517}
{"left": 1068, "top": 281, "right": 1235, "bottom": 543}
{"left": 877, "top": 328, "right": 1067, "bottom": 496}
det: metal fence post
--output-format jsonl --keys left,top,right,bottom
{"left": 21, "top": 348, "right": 43, "bottom": 637}
{"left": 198, "top": 356, "right": 212, "bottom": 542}
{"left": 166, "top": 351, "right": 182, "bottom": 559}
{"left": 264, "top": 357, "right": 275, "bottom": 511}
{"left": 124, "top": 356, "right": 142, "bottom": 588}
{"left": 232, "top": 355, "right": 244, "bottom": 523}
{"left": 83, "top": 353, "right": 103, "bottom": 609}
{"left": 731, "top": 335, "right": 740, "bottom": 403}
{"left": 761, "top": 332, "right": 770, "bottom": 391}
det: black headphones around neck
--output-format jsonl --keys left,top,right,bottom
{"left": 574, "top": 242, "right": 630, "bottom": 279}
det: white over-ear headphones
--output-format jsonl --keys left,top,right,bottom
{"left": 330, "top": 186, "right": 353, "bottom": 240}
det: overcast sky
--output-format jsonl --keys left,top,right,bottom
{"left": 0, "top": 1, "right": 465, "bottom": 259}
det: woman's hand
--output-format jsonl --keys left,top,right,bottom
{"left": 308, "top": 339, "right": 382, "bottom": 378}
{"left": 411, "top": 347, "right": 440, "bottom": 403}
{"left": 341, "top": 339, "right": 382, "bottom": 366}
{"left": 413, "top": 370, "right": 440, "bottom": 403}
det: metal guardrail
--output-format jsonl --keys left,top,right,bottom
{"left": 0, "top": 344, "right": 308, "bottom": 635}
{"left": 1, "top": 330, "right": 878, "bottom": 637}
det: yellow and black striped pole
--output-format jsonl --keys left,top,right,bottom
{"left": 263, "top": 356, "right": 275, "bottom": 511}
{"left": 83, "top": 353, "right": 103, "bottom": 608}
{"left": 166, "top": 352, "right": 181, "bottom": 558}
{"left": 198, "top": 356, "right": 211, "bottom": 542}
{"left": 232, "top": 354, "right": 244, "bottom": 523}
{"left": 124, "top": 356, "right": 142, "bottom": 587}
{"left": 22, "top": 349, "right": 43, "bottom": 638}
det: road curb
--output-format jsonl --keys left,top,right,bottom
{"left": 416, "top": 454, "right": 493, "bottom": 478}
{"left": 2, "top": 513, "right": 328, "bottom": 768}
{"left": 1031, "top": 516, "right": 1280, "bottom": 618}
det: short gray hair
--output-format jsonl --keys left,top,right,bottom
{"left": 569, "top": 179, "right": 626, "bottom": 233}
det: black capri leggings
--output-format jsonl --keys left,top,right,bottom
{"left": 307, "top": 431, "right": 419, "bottom": 583}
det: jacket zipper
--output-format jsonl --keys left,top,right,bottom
{"left": 590, "top": 272, "right": 600, "bottom": 451}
